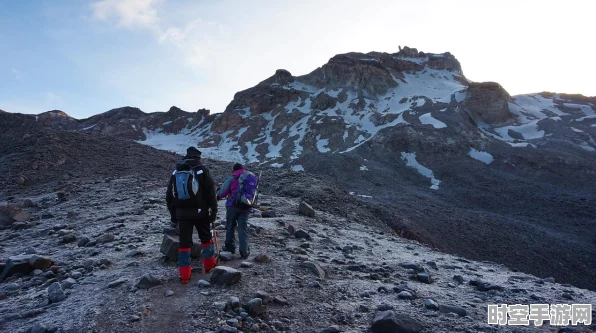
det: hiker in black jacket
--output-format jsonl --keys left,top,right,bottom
{"left": 166, "top": 147, "right": 218, "bottom": 283}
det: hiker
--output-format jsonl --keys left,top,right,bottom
{"left": 166, "top": 147, "right": 218, "bottom": 283}
{"left": 216, "top": 163, "right": 258, "bottom": 259}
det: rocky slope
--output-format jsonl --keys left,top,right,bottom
{"left": 0, "top": 143, "right": 594, "bottom": 332}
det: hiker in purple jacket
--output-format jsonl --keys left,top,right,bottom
{"left": 216, "top": 163, "right": 257, "bottom": 259}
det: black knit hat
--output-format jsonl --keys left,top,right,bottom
{"left": 186, "top": 146, "right": 202, "bottom": 156}
{"left": 233, "top": 163, "right": 244, "bottom": 171}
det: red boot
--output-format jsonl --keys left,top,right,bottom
{"left": 178, "top": 247, "right": 192, "bottom": 284}
{"left": 201, "top": 241, "right": 218, "bottom": 273}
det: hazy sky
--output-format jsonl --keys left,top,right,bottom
{"left": 1, "top": 0, "right": 594, "bottom": 119}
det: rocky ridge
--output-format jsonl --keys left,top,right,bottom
{"left": 1, "top": 169, "right": 594, "bottom": 333}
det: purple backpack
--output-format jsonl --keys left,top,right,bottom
{"left": 233, "top": 171, "right": 259, "bottom": 209}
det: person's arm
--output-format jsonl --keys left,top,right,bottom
{"left": 217, "top": 176, "right": 233, "bottom": 199}
{"left": 201, "top": 169, "right": 218, "bottom": 222}
{"left": 165, "top": 174, "right": 176, "bottom": 225}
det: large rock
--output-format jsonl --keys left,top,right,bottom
{"left": 300, "top": 261, "right": 326, "bottom": 279}
{"left": 159, "top": 234, "right": 202, "bottom": 261}
{"left": 47, "top": 282, "right": 66, "bottom": 303}
{"left": 298, "top": 202, "right": 316, "bottom": 217}
{"left": 29, "top": 255, "right": 54, "bottom": 270}
{"left": 136, "top": 274, "right": 161, "bottom": 289}
{"left": 463, "top": 82, "right": 516, "bottom": 126}
{"left": 1, "top": 254, "right": 52, "bottom": 281}
{"left": 0, "top": 205, "right": 30, "bottom": 226}
{"left": 371, "top": 310, "right": 424, "bottom": 333}
{"left": 438, "top": 305, "right": 467, "bottom": 317}
{"left": 210, "top": 266, "right": 242, "bottom": 286}
{"left": 247, "top": 298, "right": 263, "bottom": 316}
{"left": 11, "top": 209, "right": 31, "bottom": 222}
{"left": 95, "top": 233, "right": 115, "bottom": 244}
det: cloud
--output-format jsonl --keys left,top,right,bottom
{"left": 90, "top": 0, "right": 163, "bottom": 29}
{"left": 12, "top": 68, "right": 23, "bottom": 81}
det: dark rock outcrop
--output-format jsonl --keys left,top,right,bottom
{"left": 463, "top": 82, "right": 516, "bottom": 126}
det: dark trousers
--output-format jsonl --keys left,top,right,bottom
{"left": 178, "top": 217, "right": 211, "bottom": 249}
{"left": 224, "top": 207, "right": 250, "bottom": 255}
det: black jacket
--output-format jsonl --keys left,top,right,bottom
{"left": 166, "top": 152, "right": 218, "bottom": 220}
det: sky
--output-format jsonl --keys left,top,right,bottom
{"left": 1, "top": 0, "right": 595, "bottom": 119}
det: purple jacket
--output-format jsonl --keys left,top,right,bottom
{"left": 217, "top": 169, "right": 245, "bottom": 207}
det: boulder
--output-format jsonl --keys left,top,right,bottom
{"left": 294, "top": 229, "right": 311, "bottom": 239}
{"left": 300, "top": 261, "right": 326, "bottom": 279}
{"left": 371, "top": 310, "right": 424, "bottom": 333}
{"left": 159, "top": 234, "right": 202, "bottom": 261}
{"left": 246, "top": 298, "right": 263, "bottom": 316}
{"left": 210, "top": 266, "right": 242, "bottom": 286}
{"left": 438, "top": 305, "right": 467, "bottom": 317}
{"left": 29, "top": 255, "right": 54, "bottom": 270}
{"left": 424, "top": 299, "right": 439, "bottom": 310}
{"left": 47, "top": 282, "right": 66, "bottom": 303}
{"left": 136, "top": 274, "right": 161, "bottom": 289}
{"left": 1, "top": 254, "right": 53, "bottom": 281}
{"left": 463, "top": 82, "right": 516, "bottom": 126}
{"left": 261, "top": 210, "right": 277, "bottom": 218}
{"left": 298, "top": 202, "right": 316, "bottom": 217}
{"left": 95, "top": 233, "right": 115, "bottom": 244}
{"left": 11, "top": 209, "right": 31, "bottom": 222}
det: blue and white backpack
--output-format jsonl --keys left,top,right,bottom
{"left": 172, "top": 159, "right": 203, "bottom": 204}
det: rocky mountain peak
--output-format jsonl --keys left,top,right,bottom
{"left": 167, "top": 106, "right": 184, "bottom": 113}
{"left": 90, "top": 106, "right": 145, "bottom": 122}
{"left": 463, "top": 82, "right": 515, "bottom": 126}
{"left": 38, "top": 110, "right": 73, "bottom": 120}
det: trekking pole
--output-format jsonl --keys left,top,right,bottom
{"left": 211, "top": 221, "right": 220, "bottom": 258}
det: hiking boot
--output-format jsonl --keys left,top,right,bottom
{"left": 178, "top": 247, "right": 192, "bottom": 283}
{"left": 240, "top": 252, "right": 250, "bottom": 260}
{"left": 203, "top": 256, "right": 219, "bottom": 274}
{"left": 179, "top": 266, "right": 192, "bottom": 284}
{"left": 221, "top": 246, "right": 235, "bottom": 254}
{"left": 201, "top": 240, "right": 218, "bottom": 273}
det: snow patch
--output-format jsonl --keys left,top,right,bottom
{"left": 468, "top": 148, "right": 494, "bottom": 164}
{"left": 137, "top": 127, "right": 193, "bottom": 155}
{"left": 392, "top": 56, "right": 428, "bottom": 65}
{"left": 316, "top": 135, "right": 330, "bottom": 153}
{"left": 288, "top": 115, "right": 311, "bottom": 159}
{"left": 454, "top": 91, "right": 467, "bottom": 102}
{"left": 360, "top": 165, "right": 368, "bottom": 171}
{"left": 401, "top": 152, "right": 441, "bottom": 190}
{"left": 508, "top": 142, "right": 535, "bottom": 148}
{"left": 162, "top": 121, "right": 172, "bottom": 126}
{"left": 494, "top": 120, "right": 545, "bottom": 141}
{"left": 349, "top": 192, "right": 372, "bottom": 198}
{"left": 270, "top": 163, "right": 284, "bottom": 168}
{"left": 131, "top": 124, "right": 136, "bottom": 130}
{"left": 82, "top": 124, "right": 97, "bottom": 131}
{"left": 509, "top": 95, "right": 567, "bottom": 122}
{"left": 564, "top": 103, "right": 596, "bottom": 117}
{"left": 327, "top": 89, "right": 342, "bottom": 98}
{"left": 360, "top": 58, "right": 379, "bottom": 63}
{"left": 237, "top": 107, "right": 251, "bottom": 119}
{"left": 419, "top": 113, "right": 447, "bottom": 129}
{"left": 291, "top": 165, "right": 304, "bottom": 172}
{"left": 571, "top": 127, "right": 584, "bottom": 133}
